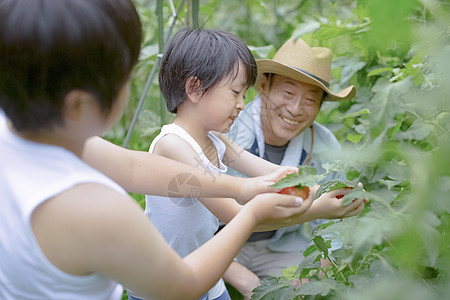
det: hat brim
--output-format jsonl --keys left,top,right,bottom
{"left": 254, "top": 59, "right": 356, "bottom": 101}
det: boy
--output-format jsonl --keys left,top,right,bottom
{"left": 0, "top": 1, "right": 313, "bottom": 299}
{"left": 140, "top": 28, "right": 365, "bottom": 300}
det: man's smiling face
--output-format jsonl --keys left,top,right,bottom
{"left": 260, "top": 74, "right": 323, "bottom": 146}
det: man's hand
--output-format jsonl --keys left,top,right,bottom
{"left": 312, "top": 187, "right": 366, "bottom": 219}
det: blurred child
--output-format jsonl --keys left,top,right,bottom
{"left": 140, "top": 28, "right": 366, "bottom": 300}
{"left": 0, "top": 1, "right": 313, "bottom": 299}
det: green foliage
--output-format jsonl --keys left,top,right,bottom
{"left": 314, "top": 180, "right": 357, "bottom": 200}
{"left": 120, "top": 1, "right": 450, "bottom": 300}
{"left": 271, "top": 166, "right": 322, "bottom": 189}
{"left": 252, "top": 277, "right": 297, "bottom": 300}
{"left": 248, "top": 0, "right": 450, "bottom": 299}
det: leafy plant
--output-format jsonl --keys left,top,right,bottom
{"left": 250, "top": 1, "right": 450, "bottom": 299}
{"left": 118, "top": 1, "right": 450, "bottom": 300}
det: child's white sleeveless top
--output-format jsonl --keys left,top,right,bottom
{"left": 0, "top": 111, "right": 124, "bottom": 300}
{"left": 144, "top": 123, "right": 228, "bottom": 298}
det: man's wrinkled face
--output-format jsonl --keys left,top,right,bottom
{"left": 260, "top": 74, "right": 323, "bottom": 146}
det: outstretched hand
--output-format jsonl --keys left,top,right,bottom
{"left": 312, "top": 186, "right": 367, "bottom": 219}
{"left": 234, "top": 166, "right": 298, "bottom": 204}
{"left": 245, "top": 187, "right": 314, "bottom": 231}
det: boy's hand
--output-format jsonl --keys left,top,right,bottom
{"left": 312, "top": 187, "right": 366, "bottom": 219}
{"left": 234, "top": 166, "right": 298, "bottom": 205}
{"left": 244, "top": 188, "right": 313, "bottom": 229}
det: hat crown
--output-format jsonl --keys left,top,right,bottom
{"left": 272, "top": 38, "right": 332, "bottom": 84}
{"left": 254, "top": 37, "right": 356, "bottom": 101}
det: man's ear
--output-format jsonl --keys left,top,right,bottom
{"left": 185, "top": 76, "right": 203, "bottom": 103}
{"left": 259, "top": 74, "right": 271, "bottom": 97}
{"left": 62, "top": 90, "right": 96, "bottom": 121}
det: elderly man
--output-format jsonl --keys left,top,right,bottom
{"left": 224, "top": 37, "right": 356, "bottom": 299}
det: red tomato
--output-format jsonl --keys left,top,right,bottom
{"left": 278, "top": 185, "right": 310, "bottom": 199}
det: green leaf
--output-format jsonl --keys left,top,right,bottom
{"left": 248, "top": 45, "right": 276, "bottom": 59}
{"left": 378, "top": 178, "right": 404, "bottom": 190}
{"left": 315, "top": 180, "right": 356, "bottom": 199}
{"left": 138, "top": 44, "right": 159, "bottom": 60}
{"left": 299, "top": 268, "right": 312, "bottom": 279}
{"left": 298, "top": 165, "right": 318, "bottom": 176}
{"left": 303, "top": 244, "right": 319, "bottom": 257}
{"left": 314, "top": 24, "right": 351, "bottom": 40}
{"left": 351, "top": 210, "right": 398, "bottom": 257}
{"left": 386, "top": 115, "right": 404, "bottom": 139}
{"left": 271, "top": 166, "right": 320, "bottom": 189}
{"left": 368, "top": 77, "right": 413, "bottom": 139}
{"left": 346, "top": 169, "right": 360, "bottom": 181}
{"left": 313, "top": 236, "right": 332, "bottom": 255}
{"left": 281, "top": 266, "right": 299, "bottom": 280}
{"left": 367, "top": 67, "right": 394, "bottom": 77}
{"left": 292, "top": 19, "right": 321, "bottom": 40}
{"left": 270, "top": 173, "right": 303, "bottom": 189}
{"left": 251, "top": 277, "right": 296, "bottom": 300}
{"left": 395, "top": 118, "right": 433, "bottom": 140}
{"left": 296, "top": 252, "right": 322, "bottom": 272}
{"left": 341, "top": 109, "right": 370, "bottom": 119}
{"left": 341, "top": 61, "right": 366, "bottom": 83}
{"left": 295, "top": 279, "right": 341, "bottom": 296}
{"left": 347, "top": 133, "right": 363, "bottom": 144}
{"left": 341, "top": 188, "right": 366, "bottom": 206}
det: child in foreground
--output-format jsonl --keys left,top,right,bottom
{"left": 0, "top": 1, "right": 314, "bottom": 299}
{"left": 139, "top": 28, "right": 366, "bottom": 300}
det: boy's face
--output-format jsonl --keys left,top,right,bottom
{"left": 198, "top": 61, "right": 247, "bottom": 133}
{"left": 260, "top": 74, "right": 323, "bottom": 146}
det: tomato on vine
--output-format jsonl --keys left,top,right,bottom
{"left": 278, "top": 185, "right": 310, "bottom": 199}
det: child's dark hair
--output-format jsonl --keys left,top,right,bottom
{"left": 159, "top": 28, "right": 257, "bottom": 113}
{"left": 0, "top": 0, "right": 142, "bottom": 132}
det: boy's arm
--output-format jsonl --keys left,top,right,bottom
{"left": 213, "top": 132, "right": 297, "bottom": 177}
{"left": 150, "top": 134, "right": 300, "bottom": 226}
{"left": 149, "top": 133, "right": 364, "bottom": 229}
{"left": 31, "top": 183, "right": 311, "bottom": 299}
{"left": 82, "top": 136, "right": 278, "bottom": 203}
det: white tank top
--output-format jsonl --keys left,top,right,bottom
{"left": 143, "top": 123, "right": 228, "bottom": 299}
{"left": 0, "top": 111, "right": 124, "bottom": 300}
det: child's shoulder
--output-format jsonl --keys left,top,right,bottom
{"left": 211, "top": 131, "right": 235, "bottom": 151}
{"left": 37, "top": 182, "right": 130, "bottom": 219}
{"left": 31, "top": 183, "right": 145, "bottom": 275}
{"left": 152, "top": 132, "right": 198, "bottom": 163}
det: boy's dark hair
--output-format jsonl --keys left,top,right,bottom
{"left": 0, "top": 0, "right": 142, "bottom": 132}
{"left": 159, "top": 28, "right": 257, "bottom": 113}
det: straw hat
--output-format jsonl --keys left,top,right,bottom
{"left": 255, "top": 37, "right": 356, "bottom": 101}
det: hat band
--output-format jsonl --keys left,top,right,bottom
{"left": 290, "top": 65, "right": 329, "bottom": 88}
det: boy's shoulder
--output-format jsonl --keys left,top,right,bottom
{"left": 151, "top": 123, "right": 201, "bottom": 163}
{"left": 152, "top": 132, "right": 199, "bottom": 164}
{"left": 40, "top": 182, "right": 132, "bottom": 218}
{"left": 31, "top": 182, "right": 142, "bottom": 275}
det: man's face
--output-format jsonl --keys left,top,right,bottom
{"left": 260, "top": 74, "right": 323, "bottom": 146}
